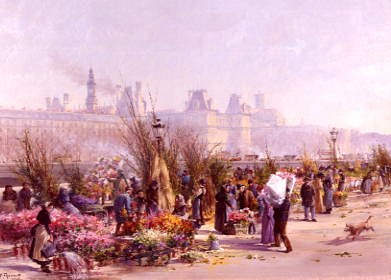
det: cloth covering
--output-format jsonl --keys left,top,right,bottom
{"left": 265, "top": 174, "right": 295, "bottom": 206}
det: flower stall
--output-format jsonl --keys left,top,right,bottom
{"left": 223, "top": 211, "right": 249, "bottom": 235}
{"left": 0, "top": 208, "right": 115, "bottom": 267}
{"left": 117, "top": 213, "right": 196, "bottom": 265}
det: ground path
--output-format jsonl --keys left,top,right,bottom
{"left": 1, "top": 190, "right": 390, "bottom": 280}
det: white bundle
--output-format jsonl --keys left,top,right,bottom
{"left": 265, "top": 174, "right": 296, "bottom": 206}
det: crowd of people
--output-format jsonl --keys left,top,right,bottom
{"left": 0, "top": 163, "right": 388, "bottom": 273}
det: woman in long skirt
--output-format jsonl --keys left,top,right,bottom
{"left": 313, "top": 174, "right": 325, "bottom": 214}
{"left": 29, "top": 203, "right": 53, "bottom": 273}
{"left": 261, "top": 199, "right": 274, "bottom": 244}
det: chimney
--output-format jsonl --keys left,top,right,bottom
{"left": 63, "top": 93, "right": 69, "bottom": 111}
{"left": 45, "top": 97, "right": 52, "bottom": 111}
{"left": 254, "top": 93, "right": 265, "bottom": 109}
{"left": 207, "top": 98, "right": 213, "bottom": 110}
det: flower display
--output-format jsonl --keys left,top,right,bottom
{"left": 133, "top": 229, "right": 168, "bottom": 250}
{"left": 149, "top": 213, "right": 195, "bottom": 237}
{"left": 333, "top": 191, "right": 348, "bottom": 199}
{"left": 56, "top": 229, "right": 115, "bottom": 258}
{"left": 0, "top": 208, "right": 39, "bottom": 244}
{"left": 228, "top": 211, "right": 249, "bottom": 224}
{"left": 0, "top": 207, "right": 110, "bottom": 250}
{"left": 122, "top": 218, "right": 148, "bottom": 236}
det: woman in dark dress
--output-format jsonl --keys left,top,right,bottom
{"left": 29, "top": 203, "right": 54, "bottom": 273}
{"left": 214, "top": 185, "right": 232, "bottom": 233}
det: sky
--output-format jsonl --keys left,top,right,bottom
{"left": 1, "top": 0, "right": 391, "bottom": 133}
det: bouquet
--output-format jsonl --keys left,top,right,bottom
{"left": 228, "top": 211, "right": 249, "bottom": 225}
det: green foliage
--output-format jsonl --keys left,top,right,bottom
{"left": 371, "top": 144, "right": 391, "bottom": 169}
{"left": 254, "top": 148, "right": 278, "bottom": 185}
{"left": 208, "top": 158, "right": 232, "bottom": 190}
{"left": 14, "top": 130, "right": 59, "bottom": 202}
{"left": 61, "top": 162, "right": 85, "bottom": 195}
{"left": 301, "top": 146, "right": 318, "bottom": 175}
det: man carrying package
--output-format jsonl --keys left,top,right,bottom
{"left": 265, "top": 173, "right": 294, "bottom": 253}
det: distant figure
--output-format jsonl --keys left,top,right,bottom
{"left": 322, "top": 169, "right": 334, "bottom": 214}
{"left": 214, "top": 185, "right": 232, "bottom": 233}
{"left": 29, "top": 202, "right": 54, "bottom": 273}
{"left": 17, "top": 182, "right": 32, "bottom": 211}
{"left": 361, "top": 172, "right": 373, "bottom": 194}
{"left": 1, "top": 185, "right": 17, "bottom": 213}
{"left": 113, "top": 187, "right": 132, "bottom": 236}
{"left": 300, "top": 177, "right": 316, "bottom": 222}
{"left": 337, "top": 170, "right": 346, "bottom": 192}
{"left": 261, "top": 197, "right": 274, "bottom": 245}
{"left": 57, "top": 187, "right": 80, "bottom": 216}
{"left": 248, "top": 179, "right": 258, "bottom": 198}
{"left": 181, "top": 170, "right": 192, "bottom": 202}
{"left": 313, "top": 173, "right": 325, "bottom": 214}
{"left": 133, "top": 190, "right": 147, "bottom": 219}
{"left": 226, "top": 180, "right": 237, "bottom": 216}
{"left": 146, "top": 180, "right": 160, "bottom": 216}
{"left": 172, "top": 194, "right": 188, "bottom": 219}
{"left": 130, "top": 176, "right": 141, "bottom": 192}
{"left": 192, "top": 179, "right": 206, "bottom": 228}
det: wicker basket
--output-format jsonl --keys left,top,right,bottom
{"left": 333, "top": 196, "right": 347, "bottom": 207}
{"left": 223, "top": 222, "right": 248, "bottom": 235}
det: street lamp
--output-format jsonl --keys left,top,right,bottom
{"left": 152, "top": 116, "right": 165, "bottom": 152}
{"left": 329, "top": 127, "right": 338, "bottom": 166}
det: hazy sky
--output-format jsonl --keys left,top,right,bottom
{"left": 1, "top": 0, "right": 391, "bottom": 133}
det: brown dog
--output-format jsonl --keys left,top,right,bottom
{"left": 344, "top": 216, "right": 374, "bottom": 240}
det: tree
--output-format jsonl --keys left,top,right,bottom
{"left": 14, "top": 129, "right": 61, "bottom": 202}
{"left": 120, "top": 93, "right": 175, "bottom": 211}
{"left": 176, "top": 127, "right": 220, "bottom": 215}
{"left": 301, "top": 145, "right": 318, "bottom": 175}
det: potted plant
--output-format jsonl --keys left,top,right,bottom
{"left": 207, "top": 233, "right": 220, "bottom": 250}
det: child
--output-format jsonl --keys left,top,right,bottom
{"left": 244, "top": 208, "right": 256, "bottom": 235}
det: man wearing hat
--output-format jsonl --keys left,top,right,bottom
{"left": 113, "top": 187, "right": 133, "bottom": 236}
{"left": 300, "top": 176, "right": 317, "bottom": 222}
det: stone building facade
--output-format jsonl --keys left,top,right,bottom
{"left": 158, "top": 90, "right": 285, "bottom": 154}
{"left": 1, "top": 69, "right": 390, "bottom": 163}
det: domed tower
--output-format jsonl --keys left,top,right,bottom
{"left": 86, "top": 68, "right": 98, "bottom": 113}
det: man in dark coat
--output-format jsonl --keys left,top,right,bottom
{"left": 300, "top": 177, "right": 316, "bottom": 222}
{"left": 17, "top": 182, "right": 32, "bottom": 211}
{"left": 272, "top": 183, "right": 293, "bottom": 253}
{"left": 146, "top": 180, "right": 160, "bottom": 216}
{"left": 238, "top": 185, "right": 256, "bottom": 210}
{"left": 3, "top": 185, "right": 17, "bottom": 201}
{"left": 214, "top": 185, "right": 232, "bottom": 233}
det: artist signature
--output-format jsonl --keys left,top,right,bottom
{"left": 0, "top": 272, "right": 22, "bottom": 280}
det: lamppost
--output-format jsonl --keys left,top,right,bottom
{"left": 152, "top": 115, "right": 165, "bottom": 153}
{"left": 329, "top": 127, "right": 338, "bottom": 167}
